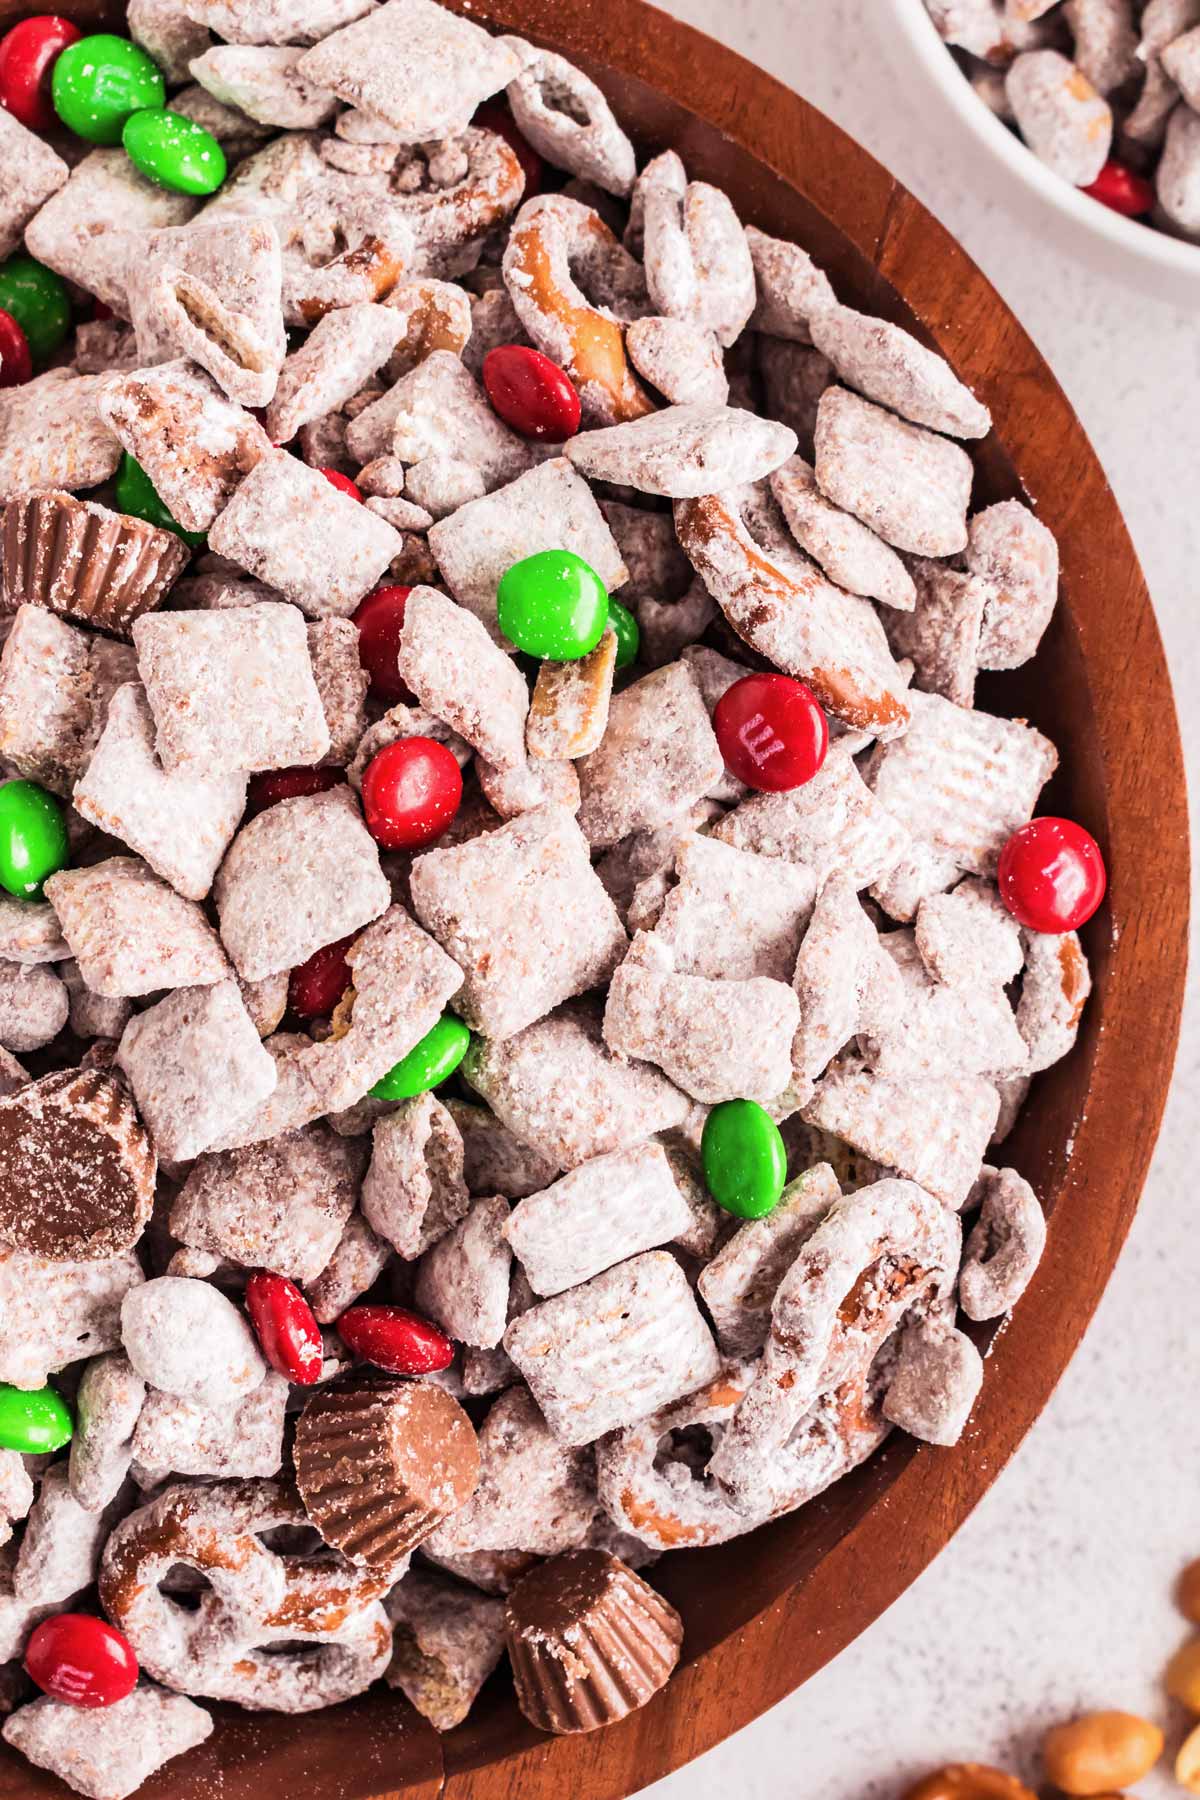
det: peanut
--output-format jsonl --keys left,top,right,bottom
{"left": 1167, "top": 1637, "right": 1200, "bottom": 1710}
{"left": 1179, "top": 1559, "right": 1200, "bottom": 1624}
{"left": 1178, "top": 1722, "right": 1200, "bottom": 1795}
{"left": 901, "top": 1766, "right": 1036, "bottom": 1800}
{"left": 1041, "top": 1710, "right": 1163, "bottom": 1795}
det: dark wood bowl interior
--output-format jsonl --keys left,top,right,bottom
{"left": 0, "top": 0, "right": 1189, "bottom": 1796}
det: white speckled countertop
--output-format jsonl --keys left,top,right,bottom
{"left": 645, "top": 3, "right": 1199, "bottom": 1795}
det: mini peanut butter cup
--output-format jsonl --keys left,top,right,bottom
{"left": 0, "top": 1067, "right": 156, "bottom": 1261}
{"left": 294, "top": 1376, "right": 481, "bottom": 1569}
{"left": 2, "top": 491, "right": 189, "bottom": 637}
{"left": 505, "top": 1548, "right": 683, "bottom": 1734}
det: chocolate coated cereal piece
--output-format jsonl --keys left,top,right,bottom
{"left": 73, "top": 684, "right": 248, "bottom": 901}
{"left": 883, "top": 558, "right": 989, "bottom": 707}
{"left": 397, "top": 586, "right": 530, "bottom": 772}
{"left": 959, "top": 1162, "right": 1046, "bottom": 1319}
{"left": 476, "top": 753, "right": 581, "bottom": 821}
{"left": 172, "top": 82, "right": 276, "bottom": 157}
{"left": 809, "top": 303, "right": 992, "bottom": 440}
{"left": 0, "top": 963, "right": 66, "bottom": 1054}
{"left": 384, "top": 279, "right": 474, "bottom": 379}
{"left": 650, "top": 832, "right": 816, "bottom": 982}
{"left": 464, "top": 1002, "right": 690, "bottom": 1172}
{"left": 2, "top": 1685, "right": 213, "bottom": 1800}
{"left": 506, "top": 1141, "right": 695, "bottom": 1299}
{"left": 306, "top": 1212, "right": 391, "bottom": 1323}
{"left": 814, "top": 387, "right": 974, "bottom": 557}
{"left": 566, "top": 404, "right": 796, "bottom": 499}
{"left": 600, "top": 498, "right": 690, "bottom": 602}
{"left": 507, "top": 45, "right": 636, "bottom": 195}
{"left": 674, "top": 488, "right": 912, "bottom": 738}
{"left": 966, "top": 498, "right": 1059, "bottom": 669}
{"left": 870, "top": 836, "right": 963, "bottom": 924}
{"left": 117, "top": 979, "right": 277, "bottom": 1162}
{"left": 758, "top": 340, "right": 834, "bottom": 457}
{"left": 131, "top": 1373, "right": 288, "bottom": 1481}
{"left": 266, "top": 305, "right": 406, "bottom": 445}
{"left": 526, "top": 630, "right": 617, "bottom": 762}
{"left": 0, "top": 110, "right": 68, "bottom": 262}
{"left": 444, "top": 1097, "right": 562, "bottom": 1200}
{"left": 860, "top": 929, "right": 1028, "bottom": 1080}
{"left": 914, "top": 877, "right": 1024, "bottom": 990}
{"left": 208, "top": 450, "right": 403, "bottom": 617}
{"left": 504, "top": 1250, "right": 721, "bottom": 1446}
{"left": 428, "top": 456, "right": 626, "bottom": 638}
{"left": 411, "top": 803, "right": 627, "bottom": 1040}
{"left": 1162, "top": 23, "right": 1200, "bottom": 107}
{"left": 769, "top": 456, "right": 917, "bottom": 610}
{"left": 385, "top": 1570, "right": 505, "bottom": 1731}
{"left": 923, "top": 0, "right": 1054, "bottom": 61}
{"left": 1064, "top": 0, "right": 1139, "bottom": 93}
{"left": 69, "top": 1353, "right": 145, "bottom": 1513}
{"left": 170, "top": 1126, "right": 359, "bottom": 1284}
{"left": 635, "top": 151, "right": 755, "bottom": 346}
{"left": 745, "top": 223, "right": 836, "bottom": 341}
{"left": 0, "top": 373, "right": 121, "bottom": 505}
{"left": 11, "top": 1464, "right": 125, "bottom": 1606}
{"left": 882, "top": 1317, "right": 984, "bottom": 1445}
{"left": 361, "top": 1091, "right": 469, "bottom": 1259}
{"left": 697, "top": 1162, "right": 841, "bottom": 1355}
{"left": 307, "top": 619, "right": 370, "bottom": 767}
{"left": 121, "top": 1275, "right": 266, "bottom": 1407}
{"left": 46, "top": 858, "right": 229, "bottom": 998}
{"left": 415, "top": 1195, "right": 512, "bottom": 1347}
{"left": 625, "top": 316, "right": 729, "bottom": 406}
{"left": 604, "top": 954, "right": 800, "bottom": 1105}
{"left": 390, "top": 353, "right": 534, "bottom": 491}
{"left": 181, "top": 0, "right": 374, "bottom": 45}
{"left": 1016, "top": 925, "right": 1092, "bottom": 1070}
{"left": 1006, "top": 48, "right": 1113, "bottom": 183}
{"left": 867, "top": 689, "right": 1057, "bottom": 875}
{"left": 1157, "top": 101, "right": 1200, "bottom": 233}
{"left": 713, "top": 746, "right": 910, "bottom": 889}
{"left": 214, "top": 787, "right": 389, "bottom": 982}
{"left": 0, "top": 609, "right": 96, "bottom": 796}
{"left": 189, "top": 44, "right": 338, "bottom": 128}
{"left": 791, "top": 874, "right": 906, "bottom": 1086}
{"left": 0, "top": 898, "right": 67, "bottom": 968}
{"left": 576, "top": 661, "right": 723, "bottom": 849}
{"left": 0, "top": 1243, "right": 144, "bottom": 1390}
{"left": 298, "top": 0, "right": 525, "bottom": 140}
{"left": 127, "top": 0, "right": 211, "bottom": 83}
{"left": 25, "top": 152, "right": 198, "bottom": 319}
{"left": 802, "top": 1056, "right": 1001, "bottom": 1208}
{"left": 134, "top": 601, "right": 329, "bottom": 775}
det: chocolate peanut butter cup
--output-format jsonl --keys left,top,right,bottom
{"left": 2, "top": 491, "right": 189, "bottom": 637}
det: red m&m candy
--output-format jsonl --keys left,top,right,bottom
{"left": 246, "top": 765, "right": 341, "bottom": 816}
{"left": 352, "top": 583, "right": 412, "bottom": 703}
{"left": 336, "top": 1304, "right": 453, "bottom": 1375}
{"left": 0, "top": 14, "right": 81, "bottom": 130}
{"left": 998, "top": 817, "right": 1107, "bottom": 933}
{"left": 1082, "top": 159, "right": 1154, "bottom": 219}
{"left": 0, "top": 308, "right": 32, "bottom": 389}
{"left": 25, "top": 1613, "right": 138, "bottom": 1708}
{"left": 288, "top": 935, "right": 353, "bottom": 1019}
{"left": 713, "top": 673, "right": 828, "bottom": 792}
{"left": 483, "top": 345, "right": 582, "bottom": 442}
{"left": 319, "top": 467, "right": 362, "bottom": 501}
{"left": 245, "top": 1271, "right": 323, "bottom": 1386}
{"left": 361, "top": 736, "right": 462, "bottom": 851}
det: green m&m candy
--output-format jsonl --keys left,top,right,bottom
{"left": 0, "top": 255, "right": 70, "bottom": 364}
{"left": 52, "top": 33, "right": 164, "bottom": 144}
{"left": 370, "top": 1012, "right": 471, "bottom": 1101}
{"left": 0, "top": 1383, "right": 72, "bottom": 1454}
{"left": 496, "top": 549, "right": 608, "bottom": 661}
{"left": 115, "top": 452, "right": 206, "bottom": 547}
{"left": 701, "top": 1098, "right": 787, "bottom": 1219}
{"left": 123, "top": 107, "right": 226, "bottom": 196}
{"left": 606, "top": 597, "right": 639, "bottom": 670}
{"left": 0, "top": 780, "right": 69, "bottom": 899}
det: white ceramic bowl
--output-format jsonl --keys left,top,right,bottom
{"left": 876, "top": 0, "right": 1200, "bottom": 304}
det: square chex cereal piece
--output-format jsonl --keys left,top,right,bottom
{"left": 0, "top": 372, "right": 121, "bottom": 502}
{"left": 385, "top": 1571, "right": 505, "bottom": 1733}
{"left": 397, "top": 587, "right": 530, "bottom": 773}
{"left": 117, "top": 979, "right": 277, "bottom": 1162}
{"left": 866, "top": 688, "right": 1057, "bottom": 875}
{"left": 914, "top": 877, "right": 1024, "bottom": 990}
{"left": 131, "top": 1372, "right": 288, "bottom": 1482}
{"left": 0, "top": 110, "right": 68, "bottom": 261}
{"left": 25, "top": 150, "right": 198, "bottom": 317}
{"left": 577, "top": 661, "right": 723, "bottom": 849}
{"left": 45, "top": 858, "right": 228, "bottom": 998}
{"left": 791, "top": 873, "right": 906, "bottom": 1086}
{"left": 714, "top": 745, "right": 910, "bottom": 889}
{"left": 503, "top": 1249, "right": 721, "bottom": 1446}
{"left": 504, "top": 1141, "right": 693, "bottom": 1297}
{"left": 859, "top": 930, "right": 1028, "bottom": 1081}
{"left": 0, "top": 1245, "right": 143, "bottom": 1390}
{"left": 134, "top": 602, "right": 330, "bottom": 776}
{"left": 72, "top": 683, "right": 248, "bottom": 901}
{"left": 814, "top": 386, "right": 974, "bottom": 557}
{"left": 968, "top": 499, "right": 1059, "bottom": 671}
{"left": 362, "top": 1091, "right": 470, "bottom": 1258}
{"left": 214, "top": 787, "right": 390, "bottom": 980}
{"left": 1, "top": 1685, "right": 213, "bottom": 1800}
{"left": 604, "top": 955, "right": 799, "bottom": 1105}
{"left": 265, "top": 302, "right": 404, "bottom": 444}
{"left": 0, "top": 607, "right": 95, "bottom": 796}
{"left": 307, "top": 619, "right": 370, "bottom": 766}
{"left": 414, "top": 1195, "right": 512, "bottom": 1349}
{"left": 463, "top": 1002, "right": 690, "bottom": 1170}
{"left": 411, "top": 804, "right": 627, "bottom": 1041}
{"left": 650, "top": 832, "right": 815, "bottom": 981}
{"left": 207, "top": 449, "right": 402, "bottom": 616}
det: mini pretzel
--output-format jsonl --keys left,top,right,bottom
{"left": 285, "top": 199, "right": 413, "bottom": 326}
{"left": 502, "top": 195, "right": 655, "bottom": 426}
{"left": 708, "top": 1177, "right": 960, "bottom": 1511}
{"left": 387, "top": 128, "right": 525, "bottom": 263}
{"left": 99, "top": 1478, "right": 393, "bottom": 1711}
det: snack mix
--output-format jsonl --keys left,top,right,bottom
{"left": 0, "top": 0, "right": 1107, "bottom": 1791}
{"left": 922, "top": 0, "right": 1200, "bottom": 239}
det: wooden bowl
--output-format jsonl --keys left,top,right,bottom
{"left": 0, "top": 1, "right": 1188, "bottom": 1797}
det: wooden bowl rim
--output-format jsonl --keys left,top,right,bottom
{"left": 0, "top": 1, "right": 1187, "bottom": 1798}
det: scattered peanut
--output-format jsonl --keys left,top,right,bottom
{"left": 901, "top": 1765, "right": 1036, "bottom": 1800}
{"left": 1179, "top": 1559, "right": 1200, "bottom": 1624}
{"left": 1040, "top": 1710, "right": 1163, "bottom": 1796}
{"left": 1178, "top": 1722, "right": 1200, "bottom": 1795}
{"left": 1166, "top": 1637, "right": 1200, "bottom": 1711}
